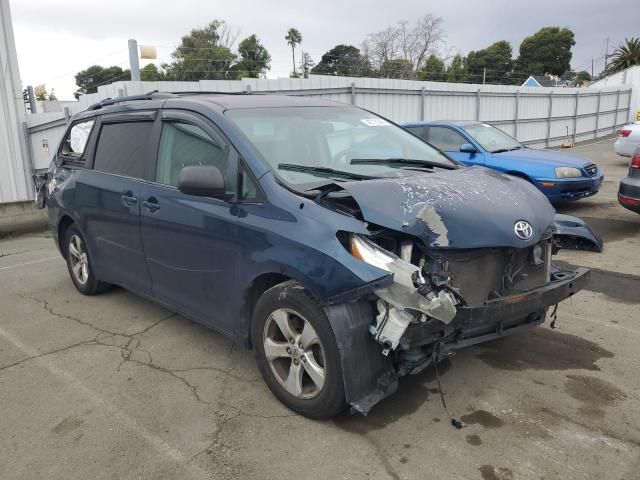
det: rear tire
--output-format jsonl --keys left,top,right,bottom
{"left": 64, "top": 224, "right": 111, "bottom": 295}
{"left": 251, "top": 280, "right": 346, "bottom": 419}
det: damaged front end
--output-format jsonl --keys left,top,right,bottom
{"left": 316, "top": 169, "right": 602, "bottom": 415}
{"left": 334, "top": 226, "right": 593, "bottom": 414}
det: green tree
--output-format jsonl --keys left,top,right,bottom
{"left": 416, "top": 54, "right": 445, "bottom": 81}
{"left": 380, "top": 58, "right": 414, "bottom": 79}
{"left": 298, "top": 52, "right": 315, "bottom": 78}
{"left": 465, "top": 41, "right": 513, "bottom": 84}
{"left": 311, "top": 44, "right": 370, "bottom": 76}
{"left": 35, "top": 87, "right": 57, "bottom": 101}
{"left": 606, "top": 38, "right": 640, "bottom": 74}
{"left": 285, "top": 28, "right": 302, "bottom": 75}
{"left": 574, "top": 70, "right": 591, "bottom": 86}
{"left": 74, "top": 65, "right": 131, "bottom": 99}
{"left": 446, "top": 54, "right": 468, "bottom": 83}
{"left": 230, "top": 34, "right": 271, "bottom": 78}
{"left": 164, "top": 20, "right": 237, "bottom": 81}
{"left": 515, "top": 27, "right": 575, "bottom": 79}
{"left": 140, "top": 63, "right": 165, "bottom": 81}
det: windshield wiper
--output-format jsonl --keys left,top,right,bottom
{"left": 350, "top": 158, "right": 454, "bottom": 170}
{"left": 491, "top": 146, "right": 523, "bottom": 153}
{"left": 277, "top": 163, "right": 378, "bottom": 181}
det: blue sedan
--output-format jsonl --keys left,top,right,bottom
{"left": 402, "top": 120, "right": 603, "bottom": 203}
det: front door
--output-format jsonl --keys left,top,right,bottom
{"left": 139, "top": 111, "right": 239, "bottom": 332}
{"left": 428, "top": 126, "right": 485, "bottom": 166}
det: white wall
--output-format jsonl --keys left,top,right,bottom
{"left": 589, "top": 66, "right": 640, "bottom": 124}
{"left": 0, "top": 0, "right": 31, "bottom": 203}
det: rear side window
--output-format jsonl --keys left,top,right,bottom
{"left": 93, "top": 122, "right": 153, "bottom": 179}
{"left": 405, "top": 126, "right": 427, "bottom": 140}
{"left": 427, "top": 127, "right": 468, "bottom": 152}
{"left": 60, "top": 119, "right": 95, "bottom": 160}
{"left": 156, "top": 121, "right": 229, "bottom": 186}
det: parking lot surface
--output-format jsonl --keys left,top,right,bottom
{"left": 1, "top": 139, "right": 639, "bottom": 480}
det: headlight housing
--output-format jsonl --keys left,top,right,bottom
{"left": 350, "top": 234, "right": 421, "bottom": 287}
{"left": 555, "top": 166, "right": 582, "bottom": 178}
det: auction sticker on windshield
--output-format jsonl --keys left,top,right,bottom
{"left": 361, "top": 118, "right": 390, "bottom": 127}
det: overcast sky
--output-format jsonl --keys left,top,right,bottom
{"left": 9, "top": 0, "right": 640, "bottom": 100}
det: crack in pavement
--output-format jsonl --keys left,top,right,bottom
{"left": 0, "top": 336, "right": 100, "bottom": 372}
{"left": 0, "top": 250, "right": 28, "bottom": 258}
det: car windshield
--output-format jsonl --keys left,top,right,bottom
{"left": 225, "top": 106, "right": 456, "bottom": 186}
{"left": 462, "top": 123, "right": 523, "bottom": 153}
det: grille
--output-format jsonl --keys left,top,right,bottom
{"left": 443, "top": 242, "right": 551, "bottom": 305}
{"left": 584, "top": 163, "right": 598, "bottom": 176}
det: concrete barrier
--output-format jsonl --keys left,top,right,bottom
{"left": 0, "top": 200, "right": 48, "bottom": 237}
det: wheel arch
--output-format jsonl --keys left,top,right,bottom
{"left": 506, "top": 170, "right": 534, "bottom": 183}
{"left": 57, "top": 215, "right": 76, "bottom": 256}
{"left": 241, "top": 272, "right": 293, "bottom": 349}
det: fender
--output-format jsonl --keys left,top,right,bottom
{"left": 552, "top": 214, "right": 603, "bottom": 253}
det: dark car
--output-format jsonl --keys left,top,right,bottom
{"left": 37, "top": 92, "right": 602, "bottom": 419}
{"left": 402, "top": 121, "right": 603, "bottom": 203}
{"left": 618, "top": 146, "right": 640, "bottom": 213}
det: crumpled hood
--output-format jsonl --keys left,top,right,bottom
{"left": 340, "top": 166, "right": 555, "bottom": 249}
{"left": 495, "top": 148, "right": 591, "bottom": 169}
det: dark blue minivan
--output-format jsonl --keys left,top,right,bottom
{"left": 39, "top": 92, "right": 602, "bottom": 418}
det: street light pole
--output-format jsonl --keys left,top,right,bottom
{"left": 128, "top": 39, "right": 140, "bottom": 81}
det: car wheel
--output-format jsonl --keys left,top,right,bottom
{"left": 64, "top": 224, "right": 111, "bottom": 295}
{"left": 251, "top": 280, "right": 346, "bottom": 419}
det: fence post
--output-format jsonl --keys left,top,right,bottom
{"left": 476, "top": 89, "right": 481, "bottom": 121}
{"left": 22, "top": 122, "right": 35, "bottom": 185}
{"left": 594, "top": 90, "right": 602, "bottom": 138}
{"left": 572, "top": 90, "right": 579, "bottom": 145}
{"left": 613, "top": 88, "right": 621, "bottom": 132}
{"left": 514, "top": 90, "right": 520, "bottom": 140}
{"left": 421, "top": 86, "right": 426, "bottom": 120}
{"left": 350, "top": 83, "right": 356, "bottom": 105}
{"left": 64, "top": 107, "right": 71, "bottom": 125}
{"left": 545, "top": 91, "right": 553, "bottom": 148}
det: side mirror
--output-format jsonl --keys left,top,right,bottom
{"left": 177, "top": 165, "right": 227, "bottom": 198}
{"left": 460, "top": 143, "right": 478, "bottom": 154}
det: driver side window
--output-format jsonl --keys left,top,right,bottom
{"left": 427, "top": 127, "right": 468, "bottom": 152}
{"left": 156, "top": 121, "right": 230, "bottom": 187}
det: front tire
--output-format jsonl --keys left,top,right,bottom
{"left": 251, "top": 281, "right": 346, "bottom": 419}
{"left": 64, "top": 224, "right": 111, "bottom": 295}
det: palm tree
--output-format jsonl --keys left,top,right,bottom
{"left": 607, "top": 37, "right": 640, "bottom": 74}
{"left": 285, "top": 28, "right": 303, "bottom": 75}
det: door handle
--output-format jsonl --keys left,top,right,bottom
{"left": 143, "top": 198, "right": 160, "bottom": 213}
{"left": 121, "top": 192, "right": 138, "bottom": 207}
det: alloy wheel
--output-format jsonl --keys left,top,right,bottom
{"left": 263, "top": 308, "right": 326, "bottom": 399}
{"left": 68, "top": 234, "right": 89, "bottom": 285}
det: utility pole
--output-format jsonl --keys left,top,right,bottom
{"left": 604, "top": 37, "right": 610, "bottom": 73}
{"left": 591, "top": 59, "right": 594, "bottom": 78}
{"left": 128, "top": 39, "right": 140, "bottom": 81}
{"left": 482, "top": 68, "right": 486, "bottom": 85}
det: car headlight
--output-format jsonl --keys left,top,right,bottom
{"left": 350, "top": 234, "right": 422, "bottom": 288}
{"left": 350, "top": 234, "right": 397, "bottom": 272}
{"left": 555, "top": 167, "right": 582, "bottom": 178}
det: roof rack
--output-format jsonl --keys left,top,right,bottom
{"left": 86, "top": 89, "right": 255, "bottom": 111}
{"left": 87, "top": 90, "right": 178, "bottom": 110}
{"left": 168, "top": 90, "right": 251, "bottom": 96}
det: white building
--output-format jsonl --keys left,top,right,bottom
{"left": 0, "top": 0, "right": 31, "bottom": 204}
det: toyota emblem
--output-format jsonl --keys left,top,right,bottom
{"left": 514, "top": 220, "right": 533, "bottom": 240}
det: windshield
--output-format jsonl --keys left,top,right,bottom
{"left": 463, "top": 123, "right": 523, "bottom": 153}
{"left": 225, "top": 106, "right": 456, "bottom": 185}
